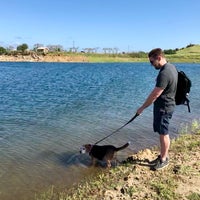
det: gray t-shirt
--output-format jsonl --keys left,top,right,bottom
{"left": 154, "top": 63, "right": 178, "bottom": 112}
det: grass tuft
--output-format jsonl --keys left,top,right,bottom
{"left": 187, "top": 192, "right": 200, "bottom": 200}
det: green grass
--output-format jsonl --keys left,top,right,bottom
{"left": 164, "top": 45, "right": 200, "bottom": 63}
{"left": 150, "top": 178, "right": 180, "bottom": 200}
{"left": 187, "top": 192, "right": 200, "bottom": 200}
{"left": 177, "top": 45, "right": 200, "bottom": 55}
{"left": 85, "top": 45, "right": 200, "bottom": 62}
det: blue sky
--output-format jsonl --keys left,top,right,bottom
{"left": 0, "top": 0, "right": 200, "bottom": 52}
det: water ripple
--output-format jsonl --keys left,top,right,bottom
{"left": 0, "top": 62, "right": 199, "bottom": 200}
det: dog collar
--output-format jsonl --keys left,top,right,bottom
{"left": 89, "top": 145, "right": 94, "bottom": 154}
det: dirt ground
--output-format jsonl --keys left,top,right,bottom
{"left": 102, "top": 147, "right": 200, "bottom": 200}
{"left": 0, "top": 54, "right": 89, "bottom": 62}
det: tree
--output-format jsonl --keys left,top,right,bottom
{"left": 7, "top": 46, "right": 15, "bottom": 51}
{"left": 47, "top": 45, "right": 64, "bottom": 52}
{"left": 17, "top": 43, "right": 28, "bottom": 53}
{"left": 164, "top": 49, "right": 176, "bottom": 54}
{"left": 186, "top": 43, "right": 195, "bottom": 48}
{"left": 33, "top": 43, "right": 44, "bottom": 50}
{"left": 0, "top": 46, "right": 7, "bottom": 55}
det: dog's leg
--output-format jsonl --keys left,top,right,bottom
{"left": 106, "top": 160, "right": 112, "bottom": 168}
{"left": 91, "top": 157, "right": 96, "bottom": 166}
{"left": 114, "top": 158, "right": 121, "bottom": 167}
{"left": 112, "top": 153, "right": 119, "bottom": 167}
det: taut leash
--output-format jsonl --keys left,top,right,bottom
{"left": 94, "top": 113, "right": 139, "bottom": 145}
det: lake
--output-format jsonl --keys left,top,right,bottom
{"left": 0, "top": 62, "right": 199, "bottom": 199}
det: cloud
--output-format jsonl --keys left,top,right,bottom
{"left": 15, "top": 36, "right": 23, "bottom": 40}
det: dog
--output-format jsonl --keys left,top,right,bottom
{"left": 80, "top": 142, "right": 130, "bottom": 168}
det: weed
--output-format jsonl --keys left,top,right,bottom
{"left": 151, "top": 178, "right": 179, "bottom": 200}
{"left": 191, "top": 119, "right": 200, "bottom": 135}
{"left": 126, "top": 186, "right": 137, "bottom": 197}
{"left": 187, "top": 192, "right": 200, "bottom": 200}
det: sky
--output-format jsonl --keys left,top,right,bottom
{"left": 0, "top": 0, "right": 200, "bottom": 52}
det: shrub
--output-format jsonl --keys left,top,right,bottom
{"left": 164, "top": 49, "right": 176, "bottom": 54}
{"left": 0, "top": 46, "right": 7, "bottom": 55}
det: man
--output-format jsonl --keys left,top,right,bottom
{"left": 136, "top": 48, "right": 178, "bottom": 170}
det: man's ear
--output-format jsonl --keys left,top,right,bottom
{"left": 157, "top": 55, "right": 162, "bottom": 61}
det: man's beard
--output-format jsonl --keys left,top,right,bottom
{"left": 154, "top": 66, "right": 160, "bottom": 70}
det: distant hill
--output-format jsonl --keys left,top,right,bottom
{"left": 176, "top": 44, "right": 200, "bottom": 55}
{"left": 166, "top": 44, "right": 200, "bottom": 63}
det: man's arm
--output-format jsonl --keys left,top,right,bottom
{"left": 137, "top": 87, "right": 164, "bottom": 115}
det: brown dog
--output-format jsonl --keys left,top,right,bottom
{"left": 80, "top": 142, "right": 130, "bottom": 167}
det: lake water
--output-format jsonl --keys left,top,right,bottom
{"left": 0, "top": 62, "right": 199, "bottom": 199}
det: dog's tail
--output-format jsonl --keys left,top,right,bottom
{"left": 116, "top": 141, "right": 130, "bottom": 151}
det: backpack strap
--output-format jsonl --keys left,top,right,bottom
{"left": 185, "top": 97, "right": 191, "bottom": 113}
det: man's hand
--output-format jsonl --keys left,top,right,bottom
{"left": 136, "top": 107, "right": 144, "bottom": 115}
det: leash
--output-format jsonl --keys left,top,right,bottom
{"left": 94, "top": 113, "right": 139, "bottom": 145}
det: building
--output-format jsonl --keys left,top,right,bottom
{"left": 36, "top": 47, "right": 49, "bottom": 54}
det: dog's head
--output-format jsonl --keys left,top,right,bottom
{"left": 79, "top": 144, "right": 93, "bottom": 154}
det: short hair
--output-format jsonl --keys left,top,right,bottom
{"left": 148, "top": 48, "right": 164, "bottom": 58}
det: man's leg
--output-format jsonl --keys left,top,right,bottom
{"left": 160, "top": 134, "right": 170, "bottom": 161}
{"left": 152, "top": 109, "right": 172, "bottom": 169}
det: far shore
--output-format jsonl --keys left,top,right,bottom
{"left": 0, "top": 54, "right": 90, "bottom": 63}
{"left": 1, "top": 54, "right": 200, "bottom": 63}
{"left": 1, "top": 45, "right": 200, "bottom": 63}
{"left": 0, "top": 54, "right": 148, "bottom": 63}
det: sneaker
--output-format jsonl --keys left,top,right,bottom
{"left": 153, "top": 157, "right": 169, "bottom": 170}
{"left": 149, "top": 155, "right": 161, "bottom": 165}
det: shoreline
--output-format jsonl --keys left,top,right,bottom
{"left": 1, "top": 54, "right": 200, "bottom": 63}
{"left": 0, "top": 54, "right": 148, "bottom": 63}
{"left": 0, "top": 54, "right": 90, "bottom": 63}
{"left": 36, "top": 120, "right": 200, "bottom": 200}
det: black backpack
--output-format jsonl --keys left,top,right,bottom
{"left": 175, "top": 70, "right": 192, "bottom": 112}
